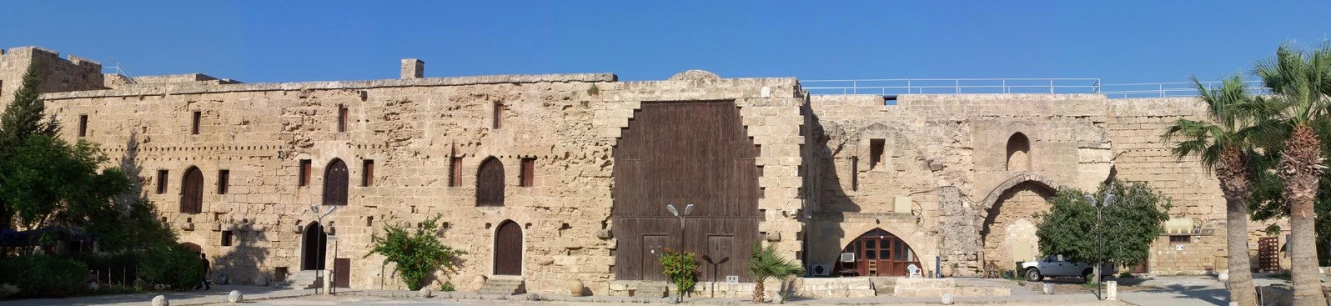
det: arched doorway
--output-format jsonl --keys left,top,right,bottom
{"left": 493, "top": 220, "right": 522, "bottom": 275}
{"left": 840, "top": 229, "right": 920, "bottom": 276}
{"left": 323, "top": 159, "right": 349, "bottom": 206}
{"left": 302, "top": 222, "right": 327, "bottom": 270}
{"left": 477, "top": 157, "right": 505, "bottom": 207}
{"left": 180, "top": 166, "right": 203, "bottom": 214}
{"left": 980, "top": 181, "right": 1054, "bottom": 271}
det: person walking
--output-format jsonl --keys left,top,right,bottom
{"left": 200, "top": 253, "right": 211, "bottom": 290}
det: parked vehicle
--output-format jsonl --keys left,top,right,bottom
{"left": 1020, "top": 255, "right": 1117, "bottom": 282}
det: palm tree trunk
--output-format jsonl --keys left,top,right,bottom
{"left": 752, "top": 276, "right": 765, "bottom": 303}
{"left": 1217, "top": 147, "right": 1258, "bottom": 306}
{"left": 1278, "top": 125, "right": 1327, "bottom": 306}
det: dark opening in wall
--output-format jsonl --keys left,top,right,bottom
{"left": 493, "top": 103, "right": 503, "bottom": 130}
{"left": 337, "top": 105, "right": 348, "bottom": 132}
{"left": 520, "top": 158, "right": 535, "bottom": 187}
{"left": 1169, "top": 235, "right": 1191, "bottom": 244}
{"left": 362, "top": 159, "right": 374, "bottom": 186}
{"left": 191, "top": 111, "right": 201, "bottom": 135}
{"left": 850, "top": 156, "right": 859, "bottom": 191}
{"left": 221, "top": 230, "right": 234, "bottom": 246}
{"left": 869, "top": 139, "right": 885, "bottom": 169}
{"left": 218, "top": 169, "right": 230, "bottom": 194}
{"left": 366, "top": 216, "right": 374, "bottom": 227}
{"left": 299, "top": 159, "right": 312, "bottom": 186}
{"left": 157, "top": 169, "right": 169, "bottom": 194}
{"left": 78, "top": 115, "right": 88, "bottom": 137}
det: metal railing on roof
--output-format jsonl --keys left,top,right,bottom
{"left": 801, "top": 78, "right": 1103, "bottom": 95}
{"left": 1099, "top": 81, "right": 1269, "bottom": 98}
{"left": 802, "top": 78, "right": 1272, "bottom": 99}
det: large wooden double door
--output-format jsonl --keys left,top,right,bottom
{"left": 841, "top": 229, "right": 919, "bottom": 276}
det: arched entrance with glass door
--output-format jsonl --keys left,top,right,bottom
{"left": 840, "top": 228, "right": 920, "bottom": 276}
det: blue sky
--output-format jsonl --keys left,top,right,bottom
{"left": 2, "top": 1, "right": 1329, "bottom": 84}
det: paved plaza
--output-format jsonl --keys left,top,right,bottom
{"left": 0, "top": 275, "right": 1293, "bottom": 306}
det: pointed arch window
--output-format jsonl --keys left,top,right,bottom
{"left": 180, "top": 167, "right": 204, "bottom": 214}
{"left": 323, "top": 159, "right": 349, "bottom": 206}
{"left": 477, "top": 157, "right": 505, "bottom": 207}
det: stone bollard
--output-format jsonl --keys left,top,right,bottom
{"left": 569, "top": 279, "right": 585, "bottom": 297}
{"left": 228, "top": 290, "right": 243, "bottom": 303}
{"left": 941, "top": 293, "right": 954, "bottom": 305}
{"left": 1042, "top": 283, "right": 1054, "bottom": 295}
{"left": 151, "top": 295, "right": 169, "bottom": 306}
{"left": 1105, "top": 281, "right": 1117, "bottom": 301}
{"left": 419, "top": 288, "right": 432, "bottom": 298}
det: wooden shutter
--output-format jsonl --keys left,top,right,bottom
{"left": 157, "top": 169, "right": 169, "bottom": 194}
{"left": 520, "top": 158, "right": 534, "bottom": 187}
{"left": 299, "top": 160, "right": 311, "bottom": 186}
{"left": 323, "top": 159, "right": 349, "bottom": 206}
{"left": 450, "top": 157, "right": 463, "bottom": 187}
{"left": 362, "top": 160, "right": 374, "bottom": 186}
{"left": 180, "top": 167, "right": 203, "bottom": 214}
{"left": 337, "top": 106, "right": 348, "bottom": 132}
{"left": 217, "top": 169, "right": 230, "bottom": 194}
{"left": 476, "top": 157, "right": 504, "bottom": 206}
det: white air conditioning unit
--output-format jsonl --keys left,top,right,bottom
{"left": 840, "top": 252, "right": 856, "bottom": 263}
{"left": 810, "top": 264, "right": 832, "bottom": 276}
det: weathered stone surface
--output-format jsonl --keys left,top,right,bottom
{"left": 228, "top": 290, "right": 243, "bottom": 303}
{"left": 151, "top": 295, "right": 169, "bottom": 306}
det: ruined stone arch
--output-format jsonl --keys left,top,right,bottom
{"left": 1006, "top": 132, "right": 1031, "bottom": 171}
{"left": 976, "top": 171, "right": 1060, "bottom": 216}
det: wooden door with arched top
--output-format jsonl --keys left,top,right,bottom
{"left": 841, "top": 229, "right": 920, "bottom": 276}
{"left": 323, "top": 159, "right": 349, "bottom": 206}
{"left": 494, "top": 221, "right": 522, "bottom": 275}
{"left": 180, "top": 167, "right": 203, "bottom": 214}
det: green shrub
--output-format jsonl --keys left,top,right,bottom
{"left": 365, "top": 214, "right": 465, "bottom": 291}
{"left": 659, "top": 248, "right": 698, "bottom": 302}
{"left": 440, "top": 280, "right": 455, "bottom": 292}
{"left": 1118, "top": 272, "right": 1135, "bottom": 278}
{"left": 0, "top": 255, "right": 89, "bottom": 298}
{"left": 137, "top": 243, "right": 204, "bottom": 290}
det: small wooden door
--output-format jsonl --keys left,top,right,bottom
{"left": 494, "top": 221, "right": 522, "bottom": 275}
{"left": 323, "top": 159, "right": 349, "bottom": 206}
{"left": 180, "top": 167, "right": 203, "bottom": 214}
{"left": 1259, "top": 237, "right": 1280, "bottom": 272}
{"left": 704, "top": 235, "right": 734, "bottom": 282}
{"left": 641, "top": 235, "right": 668, "bottom": 281}
{"left": 477, "top": 158, "right": 505, "bottom": 207}
{"left": 333, "top": 258, "right": 350, "bottom": 288}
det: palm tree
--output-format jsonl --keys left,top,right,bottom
{"left": 747, "top": 242, "right": 803, "bottom": 303}
{"left": 1162, "top": 74, "right": 1259, "bottom": 306}
{"left": 1251, "top": 43, "right": 1331, "bottom": 306}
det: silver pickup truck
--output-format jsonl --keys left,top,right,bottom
{"left": 1020, "top": 255, "right": 1117, "bottom": 282}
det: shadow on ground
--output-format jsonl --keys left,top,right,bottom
{"left": 0, "top": 285, "right": 302, "bottom": 306}
{"left": 1137, "top": 284, "right": 1227, "bottom": 305}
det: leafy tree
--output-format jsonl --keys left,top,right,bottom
{"left": 747, "top": 242, "right": 803, "bottom": 303}
{"left": 1160, "top": 74, "right": 1260, "bottom": 306}
{"left": 0, "top": 64, "right": 60, "bottom": 232}
{"left": 658, "top": 248, "right": 697, "bottom": 303}
{"left": 364, "top": 214, "right": 465, "bottom": 291}
{"left": 0, "top": 135, "right": 132, "bottom": 248}
{"left": 1247, "top": 43, "right": 1331, "bottom": 306}
{"left": 1036, "top": 180, "right": 1171, "bottom": 278}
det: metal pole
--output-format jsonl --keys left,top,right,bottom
{"left": 1097, "top": 205, "right": 1102, "bottom": 300}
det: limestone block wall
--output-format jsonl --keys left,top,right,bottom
{"left": 39, "top": 69, "right": 806, "bottom": 294}
{"left": 1108, "top": 97, "right": 1290, "bottom": 274}
{"left": 0, "top": 46, "right": 106, "bottom": 111}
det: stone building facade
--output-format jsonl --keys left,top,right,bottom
{"left": 0, "top": 46, "right": 1290, "bottom": 295}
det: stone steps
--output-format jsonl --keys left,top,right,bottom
{"left": 479, "top": 276, "right": 525, "bottom": 296}
{"left": 276, "top": 270, "right": 321, "bottom": 291}
{"left": 635, "top": 281, "right": 669, "bottom": 298}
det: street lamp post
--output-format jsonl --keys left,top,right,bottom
{"left": 666, "top": 203, "right": 695, "bottom": 251}
{"left": 1084, "top": 191, "right": 1115, "bottom": 301}
{"left": 310, "top": 204, "right": 337, "bottom": 295}
{"left": 665, "top": 203, "right": 693, "bottom": 302}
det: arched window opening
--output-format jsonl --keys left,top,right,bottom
{"left": 323, "top": 159, "right": 349, "bottom": 206}
{"left": 477, "top": 157, "right": 505, "bottom": 207}
{"left": 838, "top": 228, "right": 920, "bottom": 277}
{"left": 180, "top": 166, "right": 203, "bottom": 214}
{"left": 1006, "top": 133, "right": 1031, "bottom": 171}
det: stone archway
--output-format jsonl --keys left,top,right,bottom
{"left": 977, "top": 174, "right": 1058, "bottom": 272}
